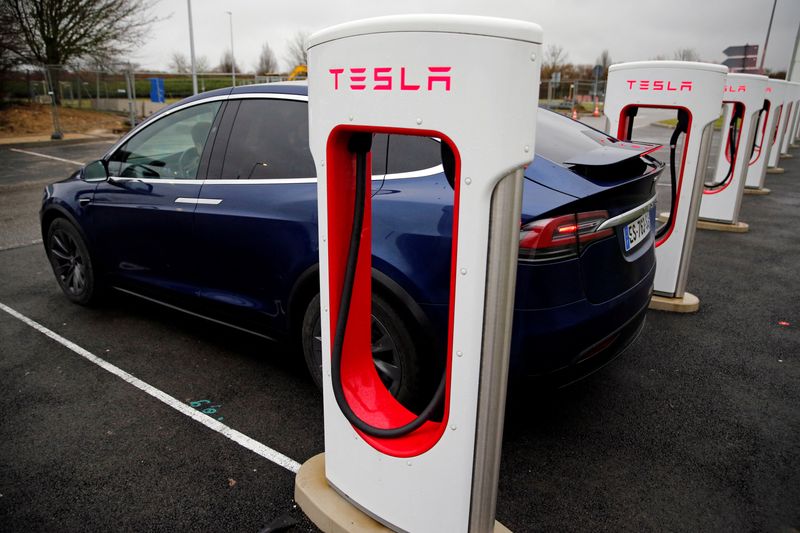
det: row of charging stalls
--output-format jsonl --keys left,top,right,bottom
{"left": 293, "top": 19, "right": 800, "bottom": 529}
{"left": 604, "top": 61, "right": 799, "bottom": 311}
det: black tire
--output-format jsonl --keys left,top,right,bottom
{"left": 301, "top": 292, "right": 429, "bottom": 411}
{"left": 45, "top": 218, "right": 100, "bottom": 305}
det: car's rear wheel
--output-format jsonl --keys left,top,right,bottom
{"left": 301, "top": 293, "right": 427, "bottom": 410}
{"left": 46, "top": 218, "right": 99, "bottom": 305}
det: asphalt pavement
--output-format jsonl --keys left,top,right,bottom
{"left": 0, "top": 135, "right": 798, "bottom": 532}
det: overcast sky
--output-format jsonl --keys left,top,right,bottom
{"left": 133, "top": 0, "right": 800, "bottom": 75}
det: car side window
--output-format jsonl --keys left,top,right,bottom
{"left": 386, "top": 135, "right": 442, "bottom": 175}
{"left": 220, "top": 99, "right": 316, "bottom": 179}
{"left": 108, "top": 101, "right": 221, "bottom": 179}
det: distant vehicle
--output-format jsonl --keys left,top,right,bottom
{"left": 41, "top": 82, "right": 660, "bottom": 408}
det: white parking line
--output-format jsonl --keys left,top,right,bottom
{"left": 0, "top": 301, "right": 302, "bottom": 474}
{"left": 9, "top": 148, "right": 84, "bottom": 166}
{"left": 0, "top": 239, "right": 43, "bottom": 252}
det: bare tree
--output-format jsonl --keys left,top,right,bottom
{"left": 673, "top": 48, "right": 700, "bottom": 62}
{"left": 216, "top": 50, "right": 239, "bottom": 74}
{"left": 0, "top": 2, "right": 24, "bottom": 69}
{"left": 169, "top": 52, "right": 190, "bottom": 74}
{"left": 596, "top": 49, "right": 612, "bottom": 74}
{"left": 0, "top": 2, "right": 24, "bottom": 96}
{"left": 7, "top": 0, "right": 159, "bottom": 103}
{"left": 195, "top": 55, "right": 210, "bottom": 74}
{"left": 544, "top": 44, "right": 568, "bottom": 72}
{"left": 256, "top": 42, "right": 278, "bottom": 75}
{"left": 285, "top": 31, "right": 309, "bottom": 70}
{"left": 8, "top": 0, "right": 159, "bottom": 67}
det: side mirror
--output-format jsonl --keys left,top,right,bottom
{"left": 83, "top": 159, "right": 108, "bottom": 182}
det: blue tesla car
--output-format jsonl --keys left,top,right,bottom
{"left": 41, "top": 82, "right": 660, "bottom": 407}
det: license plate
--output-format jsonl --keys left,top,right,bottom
{"left": 623, "top": 211, "right": 651, "bottom": 252}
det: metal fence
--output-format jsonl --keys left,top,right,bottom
{"left": 539, "top": 79, "right": 607, "bottom": 113}
{"left": 1, "top": 66, "right": 608, "bottom": 132}
{"left": 2, "top": 65, "right": 284, "bottom": 122}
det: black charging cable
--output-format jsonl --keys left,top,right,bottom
{"left": 625, "top": 107, "right": 638, "bottom": 141}
{"left": 749, "top": 104, "right": 767, "bottom": 162}
{"left": 656, "top": 109, "right": 689, "bottom": 240}
{"left": 706, "top": 106, "right": 743, "bottom": 190}
{"left": 331, "top": 132, "right": 446, "bottom": 438}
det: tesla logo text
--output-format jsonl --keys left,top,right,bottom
{"left": 328, "top": 67, "right": 452, "bottom": 92}
{"left": 725, "top": 85, "right": 747, "bottom": 93}
{"left": 626, "top": 80, "right": 693, "bottom": 91}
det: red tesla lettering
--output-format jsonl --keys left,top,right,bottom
{"left": 627, "top": 80, "right": 636, "bottom": 89}
{"left": 653, "top": 80, "right": 664, "bottom": 91}
{"left": 639, "top": 80, "right": 650, "bottom": 90}
{"left": 400, "top": 68, "right": 420, "bottom": 91}
{"left": 349, "top": 68, "right": 366, "bottom": 90}
{"left": 667, "top": 81, "right": 677, "bottom": 91}
{"left": 427, "top": 66, "right": 451, "bottom": 91}
{"left": 329, "top": 68, "right": 344, "bottom": 90}
{"left": 374, "top": 67, "right": 392, "bottom": 90}
{"left": 680, "top": 81, "right": 692, "bottom": 91}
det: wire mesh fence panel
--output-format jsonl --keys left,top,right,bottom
{"left": 539, "top": 80, "right": 606, "bottom": 112}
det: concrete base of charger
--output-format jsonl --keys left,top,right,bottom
{"left": 744, "top": 187, "right": 771, "bottom": 195}
{"left": 295, "top": 453, "right": 512, "bottom": 533}
{"left": 696, "top": 220, "right": 749, "bottom": 233}
{"left": 780, "top": 153, "right": 793, "bottom": 159}
{"left": 766, "top": 167, "right": 785, "bottom": 174}
{"left": 649, "top": 292, "right": 699, "bottom": 313}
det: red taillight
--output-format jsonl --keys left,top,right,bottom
{"left": 519, "top": 210, "right": 613, "bottom": 261}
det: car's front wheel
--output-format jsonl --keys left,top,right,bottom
{"left": 301, "top": 293, "right": 428, "bottom": 410}
{"left": 45, "top": 218, "right": 99, "bottom": 305}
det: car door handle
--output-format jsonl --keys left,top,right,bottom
{"left": 79, "top": 197, "right": 91, "bottom": 206}
{"left": 175, "top": 198, "right": 223, "bottom": 205}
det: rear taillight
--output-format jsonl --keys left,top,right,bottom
{"left": 519, "top": 210, "right": 613, "bottom": 261}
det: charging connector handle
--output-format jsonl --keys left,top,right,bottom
{"left": 331, "top": 132, "right": 446, "bottom": 439}
{"left": 749, "top": 104, "right": 768, "bottom": 162}
{"left": 706, "top": 105, "right": 743, "bottom": 190}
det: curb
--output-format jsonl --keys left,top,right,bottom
{"left": 0, "top": 133, "right": 120, "bottom": 148}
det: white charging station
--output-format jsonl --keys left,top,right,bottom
{"left": 298, "top": 15, "right": 542, "bottom": 533}
{"left": 697, "top": 73, "right": 768, "bottom": 232}
{"left": 792, "top": 83, "right": 800, "bottom": 147}
{"left": 766, "top": 80, "right": 788, "bottom": 173}
{"left": 745, "top": 78, "right": 783, "bottom": 192}
{"left": 779, "top": 81, "right": 800, "bottom": 157}
{"left": 789, "top": 82, "right": 800, "bottom": 148}
{"left": 605, "top": 61, "right": 726, "bottom": 312}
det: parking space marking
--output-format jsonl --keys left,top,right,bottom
{"left": 0, "top": 301, "right": 302, "bottom": 474}
{"left": 0, "top": 239, "right": 43, "bottom": 252}
{"left": 8, "top": 148, "right": 84, "bottom": 166}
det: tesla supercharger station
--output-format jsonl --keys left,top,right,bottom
{"left": 605, "top": 61, "right": 726, "bottom": 312}
{"left": 779, "top": 81, "right": 800, "bottom": 157}
{"left": 747, "top": 79, "right": 784, "bottom": 192}
{"left": 793, "top": 83, "right": 800, "bottom": 146}
{"left": 697, "top": 73, "right": 768, "bottom": 232}
{"left": 297, "top": 15, "right": 542, "bottom": 533}
{"left": 766, "top": 80, "right": 788, "bottom": 174}
{"left": 789, "top": 82, "right": 800, "bottom": 147}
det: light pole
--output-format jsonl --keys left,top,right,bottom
{"left": 187, "top": 0, "right": 198, "bottom": 95}
{"left": 226, "top": 10, "right": 236, "bottom": 87}
{"left": 760, "top": 0, "right": 778, "bottom": 73}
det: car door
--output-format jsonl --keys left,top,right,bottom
{"left": 191, "top": 95, "right": 390, "bottom": 336}
{"left": 89, "top": 100, "right": 224, "bottom": 288}
{"left": 191, "top": 96, "right": 319, "bottom": 335}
